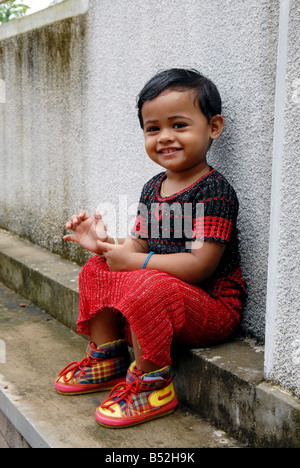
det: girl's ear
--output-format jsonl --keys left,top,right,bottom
{"left": 209, "top": 115, "right": 225, "bottom": 140}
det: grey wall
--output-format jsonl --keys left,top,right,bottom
{"left": 0, "top": 1, "right": 90, "bottom": 264}
{"left": 265, "top": 0, "right": 300, "bottom": 396}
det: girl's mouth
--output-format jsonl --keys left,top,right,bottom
{"left": 158, "top": 148, "right": 181, "bottom": 156}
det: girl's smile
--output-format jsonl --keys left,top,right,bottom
{"left": 158, "top": 147, "right": 182, "bottom": 156}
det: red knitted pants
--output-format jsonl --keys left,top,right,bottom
{"left": 77, "top": 256, "right": 242, "bottom": 367}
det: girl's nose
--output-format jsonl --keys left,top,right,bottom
{"left": 158, "top": 128, "right": 174, "bottom": 143}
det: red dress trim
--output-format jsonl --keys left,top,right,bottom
{"left": 155, "top": 168, "right": 216, "bottom": 202}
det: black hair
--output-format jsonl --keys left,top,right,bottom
{"left": 137, "top": 68, "right": 222, "bottom": 129}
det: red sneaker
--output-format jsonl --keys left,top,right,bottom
{"left": 55, "top": 340, "right": 130, "bottom": 395}
{"left": 95, "top": 362, "right": 178, "bottom": 427}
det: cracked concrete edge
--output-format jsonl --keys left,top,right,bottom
{"left": 0, "top": 228, "right": 299, "bottom": 447}
{"left": 0, "top": 390, "right": 50, "bottom": 448}
{"left": 172, "top": 347, "right": 300, "bottom": 447}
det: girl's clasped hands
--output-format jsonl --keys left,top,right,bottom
{"left": 63, "top": 209, "right": 146, "bottom": 271}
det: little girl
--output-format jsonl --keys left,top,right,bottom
{"left": 55, "top": 68, "right": 247, "bottom": 428}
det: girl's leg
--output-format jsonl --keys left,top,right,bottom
{"left": 54, "top": 307, "right": 130, "bottom": 395}
{"left": 89, "top": 307, "right": 122, "bottom": 346}
{"left": 131, "top": 330, "right": 160, "bottom": 373}
{"left": 89, "top": 310, "right": 159, "bottom": 373}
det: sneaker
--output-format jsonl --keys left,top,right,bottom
{"left": 95, "top": 362, "right": 178, "bottom": 427}
{"left": 54, "top": 340, "right": 130, "bottom": 395}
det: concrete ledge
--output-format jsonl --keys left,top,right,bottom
{"left": 0, "top": 0, "right": 89, "bottom": 41}
{"left": 0, "top": 229, "right": 81, "bottom": 332}
{"left": 0, "top": 228, "right": 299, "bottom": 447}
{"left": 0, "top": 280, "right": 242, "bottom": 449}
{"left": 172, "top": 343, "right": 300, "bottom": 447}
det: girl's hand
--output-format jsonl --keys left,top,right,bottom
{"left": 97, "top": 237, "right": 139, "bottom": 271}
{"left": 63, "top": 209, "right": 108, "bottom": 254}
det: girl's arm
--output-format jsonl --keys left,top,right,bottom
{"left": 145, "top": 241, "right": 226, "bottom": 283}
{"left": 97, "top": 238, "right": 225, "bottom": 284}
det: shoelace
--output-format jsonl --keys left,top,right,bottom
{"left": 58, "top": 356, "right": 93, "bottom": 382}
{"left": 100, "top": 379, "right": 140, "bottom": 414}
{"left": 100, "top": 376, "right": 172, "bottom": 414}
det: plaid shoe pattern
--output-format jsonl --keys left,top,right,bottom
{"left": 76, "top": 341, "right": 129, "bottom": 384}
{"left": 87, "top": 340, "right": 126, "bottom": 360}
{"left": 95, "top": 362, "right": 178, "bottom": 427}
{"left": 78, "top": 355, "right": 127, "bottom": 384}
{"left": 55, "top": 340, "right": 130, "bottom": 394}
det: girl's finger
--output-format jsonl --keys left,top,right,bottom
{"left": 97, "top": 240, "right": 106, "bottom": 250}
{"left": 79, "top": 210, "right": 89, "bottom": 220}
{"left": 96, "top": 230, "right": 108, "bottom": 242}
{"left": 94, "top": 209, "right": 102, "bottom": 220}
{"left": 97, "top": 240, "right": 113, "bottom": 252}
{"left": 63, "top": 234, "right": 75, "bottom": 242}
{"left": 95, "top": 220, "right": 108, "bottom": 241}
{"left": 70, "top": 215, "right": 79, "bottom": 225}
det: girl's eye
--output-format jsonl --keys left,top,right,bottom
{"left": 146, "top": 126, "right": 160, "bottom": 133}
{"left": 173, "top": 122, "right": 187, "bottom": 129}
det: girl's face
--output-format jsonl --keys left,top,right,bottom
{"left": 141, "top": 89, "right": 223, "bottom": 177}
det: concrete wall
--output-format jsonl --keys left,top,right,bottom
{"left": 265, "top": 0, "right": 300, "bottom": 396}
{"left": 0, "top": 0, "right": 299, "bottom": 397}
{"left": 0, "top": 0, "right": 90, "bottom": 264}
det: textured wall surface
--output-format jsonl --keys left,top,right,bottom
{"left": 0, "top": 0, "right": 299, "bottom": 396}
{"left": 0, "top": 5, "right": 90, "bottom": 264}
{"left": 265, "top": 0, "right": 300, "bottom": 397}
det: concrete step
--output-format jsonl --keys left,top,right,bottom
{"left": 0, "top": 281, "right": 244, "bottom": 449}
{"left": 0, "top": 228, "right": 299, "bottom": 448}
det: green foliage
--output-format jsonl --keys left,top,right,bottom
{"left": 0, "top": 1, "right": 30, "bottom": 24}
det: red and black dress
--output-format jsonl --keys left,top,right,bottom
{"left": 77, "top": 168, "right": 247, "bottom": 367}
